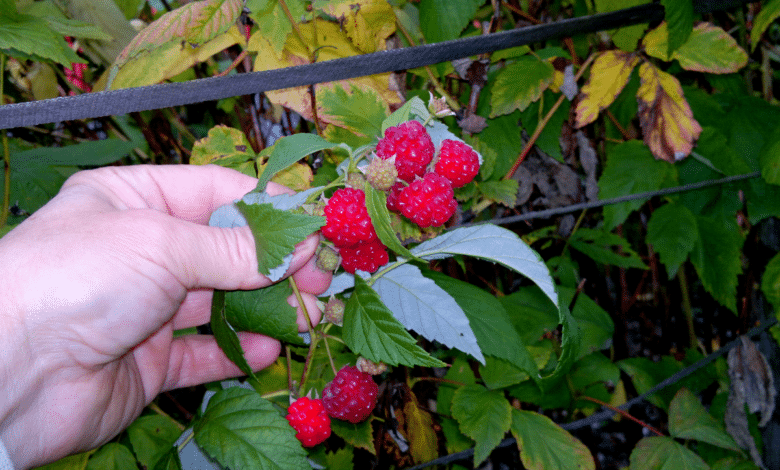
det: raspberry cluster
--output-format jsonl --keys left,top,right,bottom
{"left": 320, "top": 121, "right": 480, "bottom": 272}
{"left": 321, "top": 187, "right": 388, "bottom": 274}
{"left": 322, "top": 365, "right": 379, "bottom": 424}
{"left": 286, "top": 397, "right": 331, "bottom": 447}
{"left": 373, "top": 121, "right": 481, "bottom": 228}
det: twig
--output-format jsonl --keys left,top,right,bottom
{"left": 503, "top": 53, "right": 596, "bottom": 180}
{"left": 579, "top": 396, "right": 665, "bottom": 437}
{"left": 1, "top": 53, "right": 10, "bottom": 229}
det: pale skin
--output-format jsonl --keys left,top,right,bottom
{"left": 0, "top": 165, "right": 332, "bottom": 469}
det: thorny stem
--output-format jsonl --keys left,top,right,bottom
{"left": 261, "top": 389, "right": 291, "bottom": 400}
{"left": 579, "top": 396, "right": 665, "bottom": 437}
{"left": 290, "top": 276, "right": 338, "bottom": 386}
{"left": 394, "top": 17, "right": 461, "bottom": 112}
{"left": 503, "top": 53, "right": 596, "bottom": 181}
{"left": 0, "top": 53, "right": 9, "bottom": 229}
{"left": 285, "top": 346, "right": 294, "bottom": 392}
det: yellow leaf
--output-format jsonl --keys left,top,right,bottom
{"left": 575, "top": 51, "right": 639, "bottom": 128}
{"left": 109, "top": 25, "right": 243, "bottom": 89}
{"left": 317, "top": 0, "right": 396, "bottom": 54}
{"left": 636, "top": 62, "right": 702, "bottom": 162}
{"left": 257, "top": 162, "right": 314, "bottom": 192}
{"left": 645, "top": 22, "right": 748, "bottom": 74}
{"left": 397, "top": 392, "right": 440, "bottom": 465}
{"left": 250, "top": 19, "right": 402, "bottom": 126}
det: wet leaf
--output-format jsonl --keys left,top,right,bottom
{"left": 575, "top": 51, "right": 639, "bottom": 128}
{"left": 636, "top": 62, "right": 702, "bottom": 161}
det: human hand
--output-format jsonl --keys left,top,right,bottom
{"left": 0, "top": 164, "right": 332, "bottom": 469}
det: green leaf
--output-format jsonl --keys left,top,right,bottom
{"left": 599, "top": 140, "right": 677, "bottom": 230}
{"left": 330, "top": 418, "right": 376, "bottom": 456}
{"left": 324, "top": 447, "right": 354, "bottom": 470}
{"left": 211, "top": 290, "right": 257, "bottom": 379}
{"left": 490, "top": 57, "right": 555, "bottom": 118}
{"left": 647, "top": 203, "right": 698, "bottom": 278}
{"left": 751, "top": 0, "right": 780, "bottom": 51}
{"left": 364, "top": 184, "right": 416, "bottom": 260}
{"left": 694, "top": 127, "right": 752, "bottom": 176}
{"left": 342, "top": 276, "right": 445, "bottom": 367}
{"left": 256, "top": 133, "right": 337, "bottom": 191}
{"left": 690, "top": 216, "right": 743, "bottom": 313}
{"left": 85, "top": 443, "right": 138, "bottom": 470}
{"left": 380, "top": 96, "right": 429, "bottom": 133}
{"left": 425, "top": 272, "right": 539, "bottom": 382}
{"left": 437, "top": 356, "right": 477, "bottom": 417}
{"left": 126, "top": 415, "right": 182, "bottom": 470}
{"left": 152, "top": 449, "right": 182, "bottom": 470}
{"left": 451, "top": 384, "right": 512, "bottom": 466}
{"left": 0, "top": 13, "right": 84, "bottom": 66}
{"left": 510, "top": 409, "right": 595, "bottom": 470}
{"left": 418, "top": 0, "right": 481, "bottom": 44}
{"left": 499, "top": 286, "right": 559, "bottom": 345}
{"left": 319, "top": 84, "right": 388, "bottom": 138}
{"left": 247, "top": 0, "right": 306, "bottom": 56}
{"left": 760, "top": 129, "right": 780, "bottom": 185}
{"left": 762, "top": 253, "right": 780, "bottom": 313}
{"left": 668, "top": 388, "right": 742, "bottom": 452}
{"left": 34, "top": 452, "right": 92, "bottom": 470}
{"left": 477, "top": 179, "right": 518, "bottom": 207}
{"left": 662, "top": 0, "right": 693, "bottom": 56}
{"left": 629, "top": 436, "right": 709, "bottom": 470}
{"left": 568, "top": 228, "right": 648, "bottom": 270}
{"left": 563, "top": 287, "right": 614, "bottom": 359}
{"left": 594, "top": 0, "right": 648, "bottom": 51}
{"left": 22, "top": 1, "right": 112, "bottom": 40}
{"left": 12, "top": 138, "right": 136, "bottom": 167}
{"left": 194, "top": 387, "right": 309, "bottom": 470}
{"left": 520, "top": 90, "right": 570, "bottom": 161}
{"left": 539, "top": 302, "right": 581, "bottom": 389}
{"left": 236, "top": 201, "right": 325, "bottom": 277}
{"left": 224, "top": 282, "right": 304, "bottom": 345}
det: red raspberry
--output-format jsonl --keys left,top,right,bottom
{"left": 322, "top": 188, "right": 377, "bottom": 247}
{"left": 339, "top": 238, "right": 389, "bottom": 274}
{"left": 322, "top": 366, "right": 379, "bottom": 424}
{"left": 286, "top": 397, "right": 331, "bottom": 447}
{"left": 434, "top": 139, "right": 480, "bottom": 188}
{"left": 396, "top": 173, "right": 458, "bottom": 228}
{"left": 376, "top": 120, "right": 435, "bottom": 182}
{"left": 386, "top": 182, "right": 405, "bottom": 213}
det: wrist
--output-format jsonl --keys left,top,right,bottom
{"left": 0, "top": 290, "right": 45, "bottom": 469}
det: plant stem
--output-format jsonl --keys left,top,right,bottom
{"left": 503, "top": 53, "right": 596, "bottom": 180}
{"left": 579, "top": 396, "right": 664, "bottom": 436}
{"left": 677, "top": 267, "right": 699, "bottom": 350}
{"left": 261, "top": 389, "right": 291, "bottom": 400}
{"left": 408, "top": 376, "right": 465, "bottom": 388}
{"left": 0, "top": 52, "right": 9, "bottom": 229}
{"left": 148, "top": 402, "right": 186, "bottom": 431}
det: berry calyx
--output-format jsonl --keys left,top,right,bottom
{"left": 321, "top": 188, "right": 377, "bottom": 248}
{"left": 315, "top": 245, "right": 340, "bottom": 272}
{"left": 339, "top": 238, "right": 389, "bottom": 274}
{"left": 434, "top": 139, "right": 480, "bottom": 188}
{"left": 324, "top": 297, "right": 346, "bottom": 326}
{"left": 396, "top": 172, "right": 458, "bottom": 228}
{"left": 357, "top": 357, "right": 388, "bottom": 375}
{"left": 322, "top": 365, "right": 379, "bottom": 424}
{"left": 286, "top": 397, "right": 331, "bottom": 447}
{"left": 376, "top": 120, "right": 435, "bottom": 182}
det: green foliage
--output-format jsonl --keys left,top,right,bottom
{"left": 451, "top": 384, "right": 512, "bottom": 466}
{"left": 224, "top": 282, "right": 304, "bottom": 345}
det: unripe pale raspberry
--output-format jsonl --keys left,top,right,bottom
{"left": 321, "top": 188, "right": 377, "bottom": 248}
{"left": 357, "top": 357, "right": 388, "bottom": 375}
{"left": 286, "top": 397, "right": 331, "bottom": 447}
{"left": 324, "top": 297, "right": 345, "bottom": 326}
{"left": 396, "top": 173, "right": 458, "bottom": 228}
{"left": 434, "top": 139, "right": 480, "bottom": 188}
{"left": 316, "top": 245, "right": 340, "bottom": 272}
{"left": 340, "top": 238, "right": 389, "bottom": 274}
{"left": 376, "top": 120, "right": 435, "bottom": 182}
{"left": 322, "top": 365, "right": 379, "bottom": 424}
{"left": 346, "top": 171, "right": 366, "bottom": 190}
{"left": 365, "top": 155, "right": 398, "bottom": 191}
